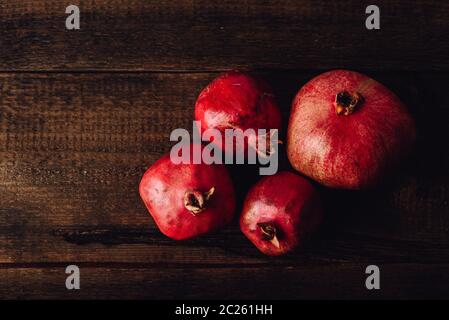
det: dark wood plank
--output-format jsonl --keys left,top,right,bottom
{"left": 1, "top": 0, "right": 448, "bottom": 71}
{"left": 1, "top": 264, "right": 449, "bottom": 299}
{"left": 0, "top": 71, "right": 448, "bottom": 267}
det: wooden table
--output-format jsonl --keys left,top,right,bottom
{"left": 0, "top": 0, "right": 448, "bottom": 299}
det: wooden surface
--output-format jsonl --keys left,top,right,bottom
{"left": 0, "top": 0, "right": 448, "bottom": 299}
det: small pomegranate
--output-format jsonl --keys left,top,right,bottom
{"left": 139, "top": 145, "right": 236, "bottom": 240}
{"left": 240, "top": 171, "right": 323, "bottom": 256}
{"left": 287, "top": 70, "right": 416, "bottom": 189}
{"left": 195, "top": 71, "right": 282, "bottom": 156}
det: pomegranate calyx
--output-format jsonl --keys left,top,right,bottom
{"left": 257, "top": 222, "right": 280, "bottom": 248}
{"left": 254, "top": 131, "right": 282, "bottom": 158}
{"left": 184, "top": 187, "right": 216, "bottom": 216}
{"left": 335, "top": 91, "right": 364, "bottom": 116}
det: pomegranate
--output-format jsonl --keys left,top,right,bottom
{"left": 287, "top": 70, "right": 416, "bottom": 189}
{"left": 139, "top": 144, "right": 236, "bottom": 240}
{"left": 195, "top": 71, "right": 282, "bottom": 157}
{"left": 240, "top": 171, "right": 323, "bottom": 256}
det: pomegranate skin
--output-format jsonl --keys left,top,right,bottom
{"left": 240, "top": 171, "right": 323, "bottom": 256}
{"left": 195, "top": 71, "right": 282, "bottom": 155}
{"left": 139, "top": 146, "right": 236, "bottom": 240}
{"left": 287, "top": 70, "right": 416, "bottom": 189}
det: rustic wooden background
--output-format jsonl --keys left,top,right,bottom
{"left": 0, "top": 0, "right": 448, "bottom": 299}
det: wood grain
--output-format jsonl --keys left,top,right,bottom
{"left": 1, "top": 264, "right": 449, "bottom": 299}
{"left": 1, "top": 0, "right": 449, "bottom": 299}
{"left": 1, "top": 0, "right": 448, "bottom": 71}
{"left": 0, "top": 72, "right": 448, "bottom": 270}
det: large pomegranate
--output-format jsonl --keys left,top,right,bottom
{"left": 287, "top": 70, "right": 416, "bottom": 189}
{"left": 195, "top": 71, "right": 282, "bottom": 157}
{"left": 240, "top": 171, "right": 323, "bottom": 256}
{"left": 139, "top": 144, "right": 236, "bottom": 240}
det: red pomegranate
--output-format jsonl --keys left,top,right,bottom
{"left": 287, "top": 70, "right": 416, "bottom": 189}
{"left": 139, "top": 145, "right": 236, "bottom": 240}
{"left": 195, "top": 71, "right": 282, "bottom": 157}
{"left": 240, "top": 171, "right": 323, "bottom": 256}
